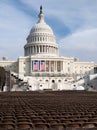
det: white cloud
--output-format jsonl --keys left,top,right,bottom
{"left": 59, "top": 28, "right": 97, "bottom": 61}
{"left": 20, "top": 0, "right": 97, "bottom": 31}
{"left": 0, "top": 1, "right": 34, "bottom": 60}
{"left": 60, "top": 28, "right": 97, "bottom": 51}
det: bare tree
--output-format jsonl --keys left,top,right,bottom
{"left": 0, "top": 67, "right": 6, "bottom": 91}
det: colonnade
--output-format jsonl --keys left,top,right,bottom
{"left": 45, "top": 61, "right": 63, "bottom": 72}
{"left": 25, "top": 45, "right": 58, "bottom": 56}
{"left": 27, "top": 35, "right": 55, "bottom": 43}
{"left": 31, "top": 60, "right": 63, "bottom": 72}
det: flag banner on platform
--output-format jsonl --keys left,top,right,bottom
{"left": 40, "top": 60, "right": 45, "bottom": 71}
{"left": 32, "top": 60, "right": 39, "bottom": 71}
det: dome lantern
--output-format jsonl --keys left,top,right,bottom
{"left": 40, "top": 5, "right": 42, "bottom": 14}
{"left": 38, "top": 5, "right": 44, "bottom": 23}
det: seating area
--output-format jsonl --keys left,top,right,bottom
{"left": 0, "top": 90, "right": 97, "bottom": 129}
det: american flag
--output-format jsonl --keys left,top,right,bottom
{"left": 33, "top": 60, "right": 38, "bottom": 70}
{"left": 40, "top": 60, "right": 45, "bottom": 71}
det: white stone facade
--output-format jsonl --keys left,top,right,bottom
{"left": 0, "top": 7, "right": 97, "bottom": 91}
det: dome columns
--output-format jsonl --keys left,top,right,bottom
{"left": 24, "top": 44, "right": 58, "bottom": 56}
{"left": 27, "top": 34, "right": 56, "bottom": 44}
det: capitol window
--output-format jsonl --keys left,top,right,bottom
{"left": 51, "top": 61, "right": 54, "bottom": 72}
{"left": 58, "top": 80, "right": 61, "bottom": 82}
{"left": 57, "top": 61, "right": 61, "bottom": 72}
{"left": 43, "top": 37, "right": 44, "bottom": 41}
{"left": 43, "top": 46, "right": 45, "bottom": 52}
{"left": 45, "top": 37, "right": 47, "bottom": 41}
{"left": 38, "top": 37, "right": 39, "bottom": 41}
{"left": 37, "top": 46, "right": 39, "bottom": 53}
{"left": 35, "top": 37, "right": 36, "bottom": 41}
{"left": 32, "top": 37, "right": 34, "bottom": 42}
{"left": 46, "top": 61, "right": 49, "bottom": 71}
{"left": 40, "top": 46, "right": 42, "bottom": 52}
{"left": 40, "top": 37, "right": 42, "bottom": 41}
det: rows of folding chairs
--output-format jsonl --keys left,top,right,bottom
{"left": 0, "top": 90, "right": 97, "bottom": 129}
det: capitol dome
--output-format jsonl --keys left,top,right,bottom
{"left": 24, "top": 6, "right": 59, "bottom": 57}
{"left": 30, "top": 18, "right": 54, "bottom": 35}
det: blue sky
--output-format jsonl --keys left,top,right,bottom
{"left": 0, "top": 0, "right": 97, "bottom": 62}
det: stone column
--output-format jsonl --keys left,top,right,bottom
{"left": 45, "top": 45, "right": 47, "bottom": 52}
{"left": 32, "top": 46, "right": 34, "bottom": 54}
{"left": 32, "top": 46, "right": 33, "bottom": 53}
{"left": 28, "top": 47, "right": 29, "bottom": 55}
{"left": 35, "top": 46, "right": 37, "bottom": 53}
{"left": 54, "top": 61, "right": 55, "bottom": 72}
{"left": 41, "top": 45, "right": 42, "bottom": 53}
{"left": 29, "top": 47, "right": 31, "bottom": 54}
{"left": 46, "top": 46, "right": 48, "bottom": 53}
{"left": 39, "top": 46, "right": 40, "bottom": 53}
{"left": 55, "top": 48, "right": 56, "bottom": 54}
{"left": 37, "top": 46, "right": 39, "bottom": 53}
{"left": 31, "top": 47, "right": 32, "bottom": 54}
{"left": 34, "top": 46, "right": 35, "bottom": 54}
{"left": 36, "top": 37, "right": 38, "bottom": 42}
{"left": 61, "top": 61, "right": 63, "bottom": 72}
{"left": 32, "top": 46, "right": 33, "bottom": 54}
{"left": 51, "top": 46, "right": 52, "bottom": 53}
{"left": 49, "top": 46, "right": 51, "bottom": 53}
{"left": 48, "top": 46, "right": 49, "bottom": 53}
{"left": 26, "top": 48, "right": 27, "bottom": 55}
{"left": 45, "top": 60, "right": 46, "bottom": 72}
{"left": 31, "top": 46, "right": 32, "bottom": 54}
{"left": 44, "top": 46, "right": 46, "bottom": 52}
{"left": 52, "top": 47, "right": 53, "bottom": 53}
{"left": 54, "top": 47, "right": 55, "bottom": 54}
{"left": 49, "top": 61, "right": 51, "bottom": 72}
{"left": 55, "top": 61, "right": 57, "bottom": 72}
{"left": 43, "top": 46, "right": 44, "bottom": 52}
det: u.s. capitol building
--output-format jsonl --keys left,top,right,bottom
{"left": 0, "top": 7, "right": 97, "bottom": 91}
